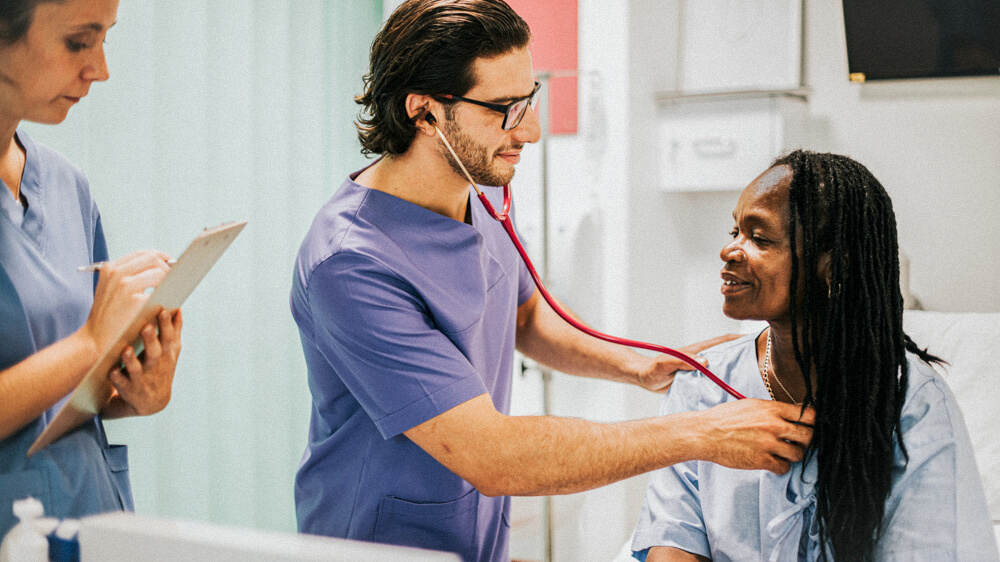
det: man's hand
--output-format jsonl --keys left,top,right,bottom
{"left": 691, "top": 399, "right": 814, "bottom": 474}
{"left": 636, "top": 334, "right": 742, "bottom": 392}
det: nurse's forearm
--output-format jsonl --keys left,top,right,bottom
{"left": 515, "top": 290, "right": 645, "bottom": 385}
{"left": 0, "top": 328, "right": 100, "bottom": 440}
{"left": 404, "top": 394, "right": 813, "bottom": 497}
{"left": 516, "top": 290, "right": 738, "bottom": 393}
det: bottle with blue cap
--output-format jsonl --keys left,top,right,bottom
{"left": 48, "top": 519, "right": 80, "bottom": 562}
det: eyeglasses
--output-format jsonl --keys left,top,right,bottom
{"left": 435, "top": 81, "right": 541, "bottom": 131}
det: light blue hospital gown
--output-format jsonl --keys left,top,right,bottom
{"left": 631, "top": 333, "right": 998, "bottom": 562}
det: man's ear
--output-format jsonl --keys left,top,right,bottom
{"left": 405, "top": 93, "right": 437, "bottom": 135}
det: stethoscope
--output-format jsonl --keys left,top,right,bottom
{"left": 428, "top": 116, "right": 745, "bottom": 400}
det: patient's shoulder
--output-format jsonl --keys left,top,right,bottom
{"left": 902, "top": 352, "right": 953, "bottom": 406}
{"left": 697, "top": 332, "right": 759, "bottom": 361}
{"left": 663, "top": 333, "right": 760, "bottom": 414}
{"left": 699, "top": 332, "right": 760, "bottom": 375}
{"left": 898, "top": 352, "right": 964, "bottom": 443}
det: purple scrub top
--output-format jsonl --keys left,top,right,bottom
{"left": 290, "top": 167, "right": 534, "bottom": 562}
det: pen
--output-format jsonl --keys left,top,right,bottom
{"left": 77, "top": 259, "right": 178, "bottom": 273}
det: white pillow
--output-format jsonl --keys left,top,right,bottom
{"left": 904, "top": 310, "right": 1000, "bottom": 521}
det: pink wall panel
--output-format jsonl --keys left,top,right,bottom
{"left": 505, "top": 0, "right": 579, "bottom": 135}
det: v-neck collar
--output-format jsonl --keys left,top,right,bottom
{"left": 0, "top": 130, "right": 45, "bottom": 249}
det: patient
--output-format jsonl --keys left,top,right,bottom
{"left": 631, "top": 151, "right": 998, "bottom": 561}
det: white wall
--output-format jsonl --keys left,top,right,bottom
{"left": 803, "top": 0, "right": 1000, "bottom": 313}
{"left": 624, "top": 0, "right": 1000, "bottom": 344}
{"left": 514, "top": 0, "right": 1000, "bottom": 559}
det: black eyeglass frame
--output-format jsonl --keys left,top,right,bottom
{"left": 434, "top": 81, "right": 541, "bottom": 131}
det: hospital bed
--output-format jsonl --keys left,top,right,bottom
{"left": 902, "top": 309, "right": 1000, "bottom": 549}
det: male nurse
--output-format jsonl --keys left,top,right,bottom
{"left": 290, "top": 1, "right": 814, "bottom": 560}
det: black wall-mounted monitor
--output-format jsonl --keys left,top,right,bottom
{"left": 842, "top": 0, "right": 1000, "bottom": 82}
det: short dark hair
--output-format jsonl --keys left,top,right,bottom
{"left": 0, "top": 0, "right": 63, "bottom": 45}
{"left": 355, "top": 0, "right": 531, "bottom": 156}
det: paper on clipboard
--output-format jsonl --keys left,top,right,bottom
{"left": 27, "top": 220, "right": 247, "bottom": 457}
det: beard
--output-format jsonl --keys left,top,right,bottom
{"left": 437, "top": 118, "right": 517, "bottom": 187}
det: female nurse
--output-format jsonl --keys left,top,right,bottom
{"left": 0, "top": 0, "right": 182, "bottom": 536}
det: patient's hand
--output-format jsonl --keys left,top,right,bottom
{"left": 637, "top": 334, "right": 742, "bottom": 392}
{"left": 647, "top": 546, "right": 711, "bottom": 561}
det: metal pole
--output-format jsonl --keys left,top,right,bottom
{"left": 537, "top": 71, "right": 555, "bottom": 562}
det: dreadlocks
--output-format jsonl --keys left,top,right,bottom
{"left": 774, "top": 150, "right": 942, "bottom": 561}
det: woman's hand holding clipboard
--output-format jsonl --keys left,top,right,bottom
{"left": 27, "top": 221, "right": 248, "bottom": 457}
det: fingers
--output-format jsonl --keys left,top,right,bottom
{"left": 140, "top": 323, "right": 162, "bottom": 361}
{"left": 647, "top": 379, "right": 673, "bottom": 394}
{"left": 113, "top": 249, "right": 174, "bottom": 270}
{"left": 160, "top": 309, "right": 182, "bottom": 341}
{"left": 668, "top": 354, "right": 708, "bottom": 369}
{"left": 697, "top": 398, "right": 815, "bottom": 473}
{"left": 123, "top": 345, "right": 142, "bottom": 375}
{"left": 102, "top": 252, "right": 171, "bottom": 282}
{"left": 125, "top": 267, "right": 169, "bottom": 293}
{"left": 767, "top": 399, "right": 815, "bottom": 422}
{"left": 656, "top": 351, "right": 707, "bottom": 376}
{"left": 754, "top": 401, "right": 814, "bottom": 451}
{"left": 157, "top": 309, "right": 182, "bottom": 362}
{"left": 640, "top": 352, "right": 709, "bottom": 393}
{"left": 791, "top": 404, "right": 816, "bottom": 426}
{"left": 93, "top": 252, "right": 171, "bottom": 311}
{"left": 783, "top": 421, "right": 814, "bottom": 450}
{"left": 90, "top": 251, "right": 171, "bottom": 324}
{"left": 108, "top": 366, "right": 131, "bottom": 399}
{"left": 643, "top": 334, "right": 741, "bottom": 391}
{"left": 763, "top": 457, "right": 792, "bottom": 476}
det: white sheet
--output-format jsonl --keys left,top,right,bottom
{"left": 903, "top": 310, "right": 1000, "bottom": 521}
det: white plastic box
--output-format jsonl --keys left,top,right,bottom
{"left": 658, "top": 95, "right": 807, "bottom": 192}
{"left": 79, "top": 512, "right": 460, "bottom": 562}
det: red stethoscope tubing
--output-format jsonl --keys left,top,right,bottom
{"left": 478, "top": 185, "right": 746, "bottom": 400}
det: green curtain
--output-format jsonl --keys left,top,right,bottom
{"left": 23, "top": 0, "right": 382, "bottom": 532}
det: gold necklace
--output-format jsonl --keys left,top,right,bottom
{"left": 761, "top": 330, "right": 799, "bottom": 405}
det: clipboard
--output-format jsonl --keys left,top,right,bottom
{"left": 27, "top": 220, "right": 248, "bottom": 456}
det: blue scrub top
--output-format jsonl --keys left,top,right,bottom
{"left": 631, "top": 333, "right": 999, "bottom": 561}
{"left": 291, "top": 169, "right": 534, "bottom": 562}
{"left": 0, "top": 130, "right": 133, "bottom": 537}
